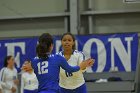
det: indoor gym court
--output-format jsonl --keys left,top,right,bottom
{"left": 0, "top": 0, "right": 140, "bottom": 93}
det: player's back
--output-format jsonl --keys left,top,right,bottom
{"left": 31, "top": 54, "right": 61, "bottom": 92}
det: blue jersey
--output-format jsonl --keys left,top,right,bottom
{"left": 31, "top": 54, "right": 80, "bottom": 92}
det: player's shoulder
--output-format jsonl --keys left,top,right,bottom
{"left": 33, "top": 56, "right": 40, "bottom": 60}
{"left": 48, "top": 54, "right": 65, "bottom": 63}
{"left": 56, "top": 52, "right": 66, "bottom": 59}
{"left": 49, "top": 54, "right": 56, "bottom": 58}
{"left": 22, "top": 72, "right": 32, "bottom": 78}
{"left": 30, "top": 57, "right": 40, "bottom": 66}
{"left": 0, "top": 67, "right": 17, "bottom": 73}
{"left": 73, "top": 50, "right": 84, "bottom": 55}
{"left": 56, "top": 50, "right": 84, "bottom": 57}
{"left": 32, "top": 56, "right": 41, "bottom": 62}
{"left": 0, "top": 67, "right": 7, "bottom": 72}
{"left": 32, "top": 54, "right": 63, "bottom": 61}
{"left": 13, "top": 68, "right": 17, "bottom": 72}
{"left": 32, "top": 57, "right": 38, "bottom": 62}
{"left": 53, "top": 53, "right": 64, "bottom": 59}
{"left": 56, "top": 51, "right": 63, "bottom": 56}
{"left": 22, "top": 72, "right": 28, "bottom": 76}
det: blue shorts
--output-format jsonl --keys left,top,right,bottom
{"left": 38, "top": 89, "right": 59, "bottom": 93}
{"left": 24, "top": 89, "right": 38, "bottom": 93}
{"left": 59, "top": 83, "right": 87, "bottom": 93}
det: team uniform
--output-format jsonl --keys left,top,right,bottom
{"left": 31, "top": 54, "right": 80, "bottom": 93}
{"left": 21, "top": 72, "right": 38, "bottom": 93}
{"left": 0, "top": 67, "right": 18, "bottom": 93}
{"left": 58, "top": 50, "right": 87, "bottom": 93}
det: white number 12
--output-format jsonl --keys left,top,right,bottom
{"left": 37, "top": 61, "right": 48, "bottom": 74}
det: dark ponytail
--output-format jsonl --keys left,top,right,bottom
{"left": 61, "top": 32, "right": 76, "bottom": 50}
{"left": 36, "top": 33, "right": 53, "bottom": 59}
{"left": 4, "top": 55, "right": 13, "bottom": 67}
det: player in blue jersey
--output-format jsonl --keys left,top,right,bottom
{"left": 22, "top": 33, "right": 94, "bottom": 93}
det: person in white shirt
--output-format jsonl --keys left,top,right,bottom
{"left": 58, "top": 33, "right": 91, "bottom": 93}
{"left": 21, "top": 60, "right": 38, "bottom": 93}
{"left": 0, "top": 56, "right": 19, "bottom": 93}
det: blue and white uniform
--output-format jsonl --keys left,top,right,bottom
{"left": 31, "top": 54, "right": 80, "bottom": 93}
{"left": 0, "top": 67, "right": 18, "bottom": 93}
{"left": 21, "top": 72, "right": 38, "bottom": 93}
{"left": 58, "top": 50, "right": 87, "bottom": 93}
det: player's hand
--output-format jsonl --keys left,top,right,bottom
{"left": 14, "top": 79, "right": 19, "bottom": 85}
{"left": 79, "top": 58, "right": 95, "bottom": 70}
{"left": 86, "top": 58, "right": 95, "bottom": 67}
{"left": 11, "top": 87, "right": 16, "bottom": 93}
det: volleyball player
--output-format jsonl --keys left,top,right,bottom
{"left": 21, "top": 60, "right": 38, "bottom": 93}
{"left": 22, "top": 33, "right": 94, "bottom": 93}
{"left": 0, "top": 56, "right": 19, "bottom": 93}
{"left": 58, "top": 32, "right": 88, "bottom": 93}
